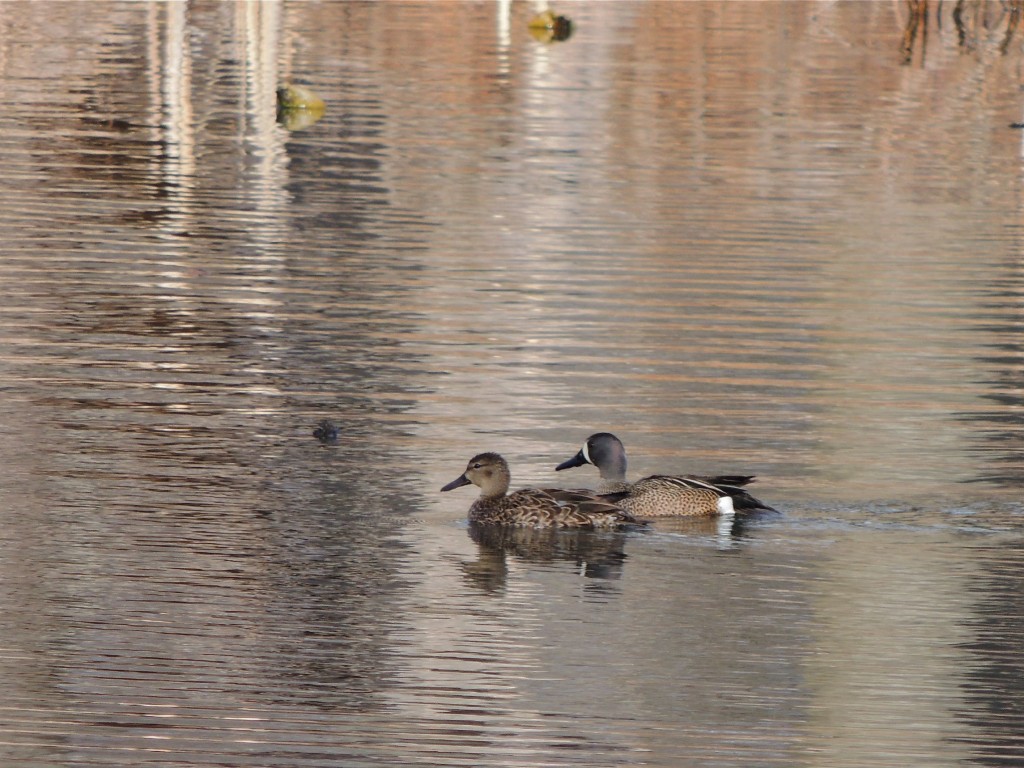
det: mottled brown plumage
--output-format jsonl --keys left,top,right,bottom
{"left": 555, "top": 433, "right": 776, "bottom": 518}
{"left": 441, "top": 452, "right": 642, "bottom": 529}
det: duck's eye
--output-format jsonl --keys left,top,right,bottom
{"left": 472, "top": 462, "right": 482, "bottom": 469}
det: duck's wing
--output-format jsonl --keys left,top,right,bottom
{"left": 696, "top": 474, "right": 756, "bottom": 487}
{"left": 542, "top": 487, "right": 604, "bottom": 503}
{"left": 498, "top": 488, "right": 568, "bottom": 527}
{"left": 574, "top": 497, "right": 646, "bottom": 527}
{"left": 541, "top": 486, "right": 634, "bottom": 505}
{"left": 531, "top": 488, "right": 644, "bottom": 528}
{"left": 642, "top": 475, "right": 728, "bottom": 494}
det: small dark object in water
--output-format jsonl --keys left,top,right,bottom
{"left": 1011, "top": 122, "right": 1024, "bottom": 129}
{"left": 528, "top": 10, "right": 573, "bottom": 43}
{"left": 548, "top": 14, "right": 572, "bottom": 41}
{"left": 313, "top": 419, "right": 339, "bottom": 444}
{"left": 80, "top": 116, "right": 134, "bottom": 132}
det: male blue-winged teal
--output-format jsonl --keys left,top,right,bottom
{"left": 555, "top": 432, "right": 776, "bottom": 518}
{"left": 441, "top": 452, "right": 642, "bottom": 529}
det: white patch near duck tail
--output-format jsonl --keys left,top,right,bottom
{"left": 581, "top": 440, "right": 593, "bottom": 465}
{"left": 716, "top": 495, "right": 736, "bottom": 516}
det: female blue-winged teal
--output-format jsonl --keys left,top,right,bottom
{"left": 441, "top": 452, "right": 642, "bottom": 529}
{"left": 555, "top": 432, "right": 776, "bottom": 518}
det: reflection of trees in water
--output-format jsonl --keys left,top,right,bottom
{"left": 961, "top": 398, "right": 1024, "bottom": 487}
{"left": 954, "top": 546, "right": 1024, "bottom": 766}
{"left": 902, "top": 0, "right": 1024, "bottom": 65}
{"left": 461, "top": 524, "right": 632, "bottom": 593}
{"left": 959, "top": 285, "right": 1024, "bottom": 487}
{"left": 256, "top": 482, "right": 418, "bottom": 712}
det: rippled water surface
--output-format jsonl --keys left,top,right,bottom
{"left": 2, "top": 1, "right": 1024, "bottom": 766}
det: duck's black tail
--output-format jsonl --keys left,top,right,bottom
{"left": 722, "top": 485, "right": 778, "bottom": 514}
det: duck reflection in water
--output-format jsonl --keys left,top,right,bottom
{"left": 461, "top": 524, "right": 630, "bottom": 593}
{"left": 655, "top": 512, "right": 757, "bottom": 547}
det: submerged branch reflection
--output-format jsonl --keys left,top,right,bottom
{"left": 902, "top": 0, "right": 1024, "bottom": 63}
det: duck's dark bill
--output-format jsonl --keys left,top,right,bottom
{"left": 555, "top": 450, "right": 587, "bottom": 471}
{"left": 441, "top": 474, "right": 471, "bottom": 492}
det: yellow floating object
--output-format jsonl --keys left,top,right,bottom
{"left": 276, "top": 85, "right": 326, "bottom": 131}
{"left": 528, "top": 10, "right": 573, "bottom": 42}
{"left": 276, "top": 85, "right": 324, "bottom": 111}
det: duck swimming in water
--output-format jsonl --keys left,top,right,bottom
{"left": 555, "top": 432, "right": 776, "bottom": 518}
{"left": 442, "top": 451, "right": 642, "bottom": 529}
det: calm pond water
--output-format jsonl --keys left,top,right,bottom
{"left": 1, "top": 1, "right": 1023, "bottom": 766}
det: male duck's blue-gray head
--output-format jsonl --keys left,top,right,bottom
{"left": 441, "top": 452, "right": 511, "bottom": 499}
{"left": 555, "top": 432, "right": 628, "bottom": 482}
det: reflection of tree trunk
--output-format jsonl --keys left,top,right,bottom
{"left": 902, "top": 0, "right": 929, "bottom": 65}
{"left": 953, "top": 0, "right": 1022, "bottom": 55}
{"left": 953, "top": 0, "right": 967, "bottom": 49}
{"left": 1000, "top": 0, "right": 1022, "bottom": 54}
